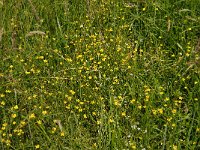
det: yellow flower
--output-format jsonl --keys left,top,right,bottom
{"left": 172, "top": 109, "right": 177, "bottom": 114}
{"left": 109, "top": 118, "right": 114, "bottom": 123}
{"left": 196, "top": 128, "right": 200, "bottom": 132}
{"left": 5, "top": 139, "right": 11, "bottom": 146}
{"left": 167, "top": 117, "right": 172, "bottom": 122}
{"left": 158, "top": 108, "right": 163, "bottom": 114}
{"left": 42, "top": 110, "right": 47, "bottom": 115}
{"left": 33, "top": 94, "right": 37, "bottom": 98}
{"left": 173, "top": 145, "right": 178, "bottom": 150}
{"left": 60, "top": 132, "right": 65, "bottom": 136}
{"left": 25, "top": 71, "right": 31, "bottom": 75}
{"left": 51, "top": 127, "right": 57, "bottom": 134}
{"left": 1, "top": 101, "right": 5, "bottom": 106}
{"left": 69, "top": 90, "right": 75, "bottom": 95}
{"left": 29, "top": 113, "right": 36, "bottom": 119}
{"left": 11, "top": 114, "right": 17, "bottom": 118}
{"left": 14, "top": 105, "right": 18, "bottom": 109}
{"left": 35, "top": 144, "right": 40, "bottom": 149}
{"left": 121, "top": 112, "right": 126, "bottom": 117}
{"left": 37, "top": 120, "right": 42, "bottom": 125}
{"left": 152, "top": 109, "right": 157, "bottom": 115}
{"left": 83, "top": 114, "right": 87, "bottom": 119}
{"left": 93, "top": 143, "right": 97, "bottom": 148}
{"left": 3, "top": 123, "right": 8, "bottom": 127}
{"left": 172, "top": 123, "right": 176, "bottom": 127}
{"left": 43, "top": 59, "right": 48, "bottom": 63}
{"left": 97, "top": 120, "right": 101, "bottom": 125}
{"left": 159, "top": 92, "right": 164, "bottom": 95}
{"left": 130, "top": 142, "right": 137, "bottom": 149}
{"left": 142, "top": 7, "right": 146, "bottom": 11}
{"left": 145, "top": 95, "right": 150, "bottom": 99}
{"left": 5, "top": 90, "right": 11, "bottom": 93}
{"left": 0, "top": 94, "right": 5, "bottom": 98}
{"left": 114, "top": 100, "right": 120, "bottom": 106}
{"left": 20, "top": 121, "right": 26, "bottom": 126}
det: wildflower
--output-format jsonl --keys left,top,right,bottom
{"left": 0, "top": 94, "right": 5, "bottom": 97}
{"left": 83, "top": 114, "right": 87, "bottom": 119}
{"left": 93, "top": 143, "right": 97, "bottom": 148}
{"left": 42, "top": 110, "right": 47, "bottom": 115}
{"left": 5, "top": 90, "right": 11, "bottom": 93}
{"left": 152, "top": 109, "right": 157, "bottom": 115}
{"left": 172, "top": 123, "right": 176, "bottom": 127}
{"left": 25, "top": 71, "right": 31, "bottom": 75}
{"left": 35, "top": 144, "right": 40, "bottom": 149}
{"left": 159, "top": 92, "right": 164, "bottom": 95}
{"left": 109, "top": 118, "right": 114, "bottom": 123}
{"left": 5, "top": 139, "right": 11, "bottom": 146}
{"left": 114, "top": 100, "right": 121, "bottom": 106}
{"left": 121, "top": 112, "right": 126, "bottom": 117}
{"left": 11, "top": 114, "right": 17, "bottom": 118}
{"left": 14, "top": 105, "right": 18, "bottom": 109}
{"left": 173, "top": 145, "right": 178, "bottom": 150}
{"left": 43, "top": 59, "right": 48, "bottom": 63}
{"left": 33, "top": 94, "right": 37, "bottom": 98}
{"left": 69, "top": 90, "right": 75, "bottom": 95}
{"left": 37, "top": 120, "right": 42, "bottom": 125}
{"left": 2, "top": 123, "right": 7, "bottom": 127}
{"left": 144, "top": 87, "right": 150, "bottom": 92}
{"left": 158, "top": 108, "right": 163, "bottom": 114}
{"left": 130, "top": 142, "right": 137, "bottom": 149}
{"left": 20, "top": 121, "right": 26, "bottom": 127}
{"left": 172, "top": 109, "right": 177, "bottom": 114}
{"left": 51, "top": 127, "right": 56, "bottom": 134}
{"left": 196, "top": 128, "right": 200, "bottom": 132}
{"left": 167, "top": 117, "right": 172, "bottom": 122}
{"left": 60, "top": 132, "right": 65, "bottom": 136}
{"left": 164, "top": 97, "right": 169, "bottom": 101}
{"left": 145, "top": 95, "right": 149, "bottom": 101}
{"left": 29, "top": 113, "right": 36, "bottom": 119}
{"left": 138, "top": 105, "right": 142, "bottom": 109}
{"left": 142, "top": 7, "right": 146, "bottom": 11}
{"left": 97, "top": 120, "right": 101, "bottom": 125}
{"left": 66, "top": 104, "right": 70, "bottom": 109}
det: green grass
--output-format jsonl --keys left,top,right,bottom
{"left": 1, "top": 0, "right": 200, "bottom": 149}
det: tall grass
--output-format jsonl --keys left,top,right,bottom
{"left": 1, "top": 0, "right": 200, "bottom": 149}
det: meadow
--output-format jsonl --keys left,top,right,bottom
{"left": 1, "top": 0, "right": 200, "bottom": 149}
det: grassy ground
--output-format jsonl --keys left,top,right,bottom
{"left": 1, "top": 0, "right": 200, "bottom": 149}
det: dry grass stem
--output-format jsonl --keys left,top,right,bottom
{"left": 0, "top": 28, "right": 3, "bottom": 42}
{"left": 26, "top": 31, "right": 46, "bottom": 37}
{"left": 54, "top": 120, "right": 63, "bottom": 132}
{"left": 195, "top": 38, "right": 200, "bottom": 53}
{"left": 11, "top": 31, "right": 17, "bottom": 49}
{"left": 28, "top": 0, "right": 40, "bottom": 21}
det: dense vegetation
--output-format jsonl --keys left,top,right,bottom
{"left": 1, "top": 0, "right": 200, "bottom": 149}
